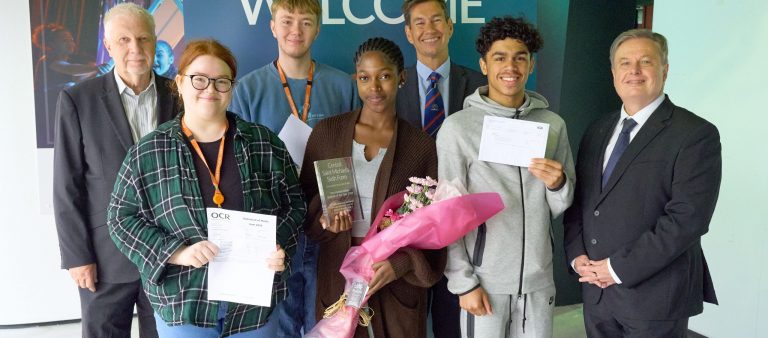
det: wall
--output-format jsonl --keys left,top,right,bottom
{"left": 655, "top": 1, "right": 768, "bottom": 336}
{"left": 0, "top": 2, "right": 82, "bottom": 325}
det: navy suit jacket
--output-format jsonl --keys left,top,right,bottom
{"left": 564, "top": 96, "right": 720, "bottom": 320}
{"left": 53, "top": 71, "right": 177, "bottom": 283}
{"left": 396, "top": 62, "right": 486, "bottom": 130}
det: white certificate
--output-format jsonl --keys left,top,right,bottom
{"left": 206, "top": 208, "right": 276, "bottom": 307}
{"left": 478, "top": 116, "right": 550, "bottom": 167}
{"left": 278, "top": 114, "right": 313, "bottom": 170}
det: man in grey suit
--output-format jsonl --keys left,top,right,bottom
{"left": 396, "top": 1, "right": 485, "bottom": 337}
{"left": 397, "top": 0, "right": 485, "bottom": 137}
{"left": 53, "top": 3, "right": 176, "bottom": 337}
{"left": 564, "top": 29, "right": 720, "bottom": 337}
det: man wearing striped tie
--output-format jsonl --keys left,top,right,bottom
{"left": 438, "top": 17, "right": 575, "bottom": 338}
{"left": 396, "top": 1, "right": 486, "bottom": 336}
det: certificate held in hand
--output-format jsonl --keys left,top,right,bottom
{"left": 478, "top": 115, "right": 550, "bottom": 167}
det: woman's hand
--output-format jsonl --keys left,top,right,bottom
{"left": 168, "top": 241, "right": 219, "bottom": 268}
{"left": 319, "top": 210, "right": 353, "bottom": 233}
{"left": 367, "top": 260, "right": 397, "bottom": 296}
{"left": 267, "top": 245, "right": 286, "bottom": 272}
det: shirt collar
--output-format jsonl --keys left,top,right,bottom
{"left": 620, "top": 93, "right": 665, "bottom": 125}
{"left": 114, "top": 71, "right": 156, "bottom": 95}
{"left": 416, "top": 58, "right": 451, "bottom": 83}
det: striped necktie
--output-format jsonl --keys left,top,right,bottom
{"left": 423, "top": 72, "right": 445, "bottom": 137}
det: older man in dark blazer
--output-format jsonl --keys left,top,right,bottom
{"left": 395, "top": 1, "right": 485, "bottom": 337}
{"left": 563, "top": 29, "right": 721, "bottom": 337}
{"left": 53, "top": 3, "right": 176, "bottom": 337}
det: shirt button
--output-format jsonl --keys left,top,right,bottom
{"left": 591, "top": 238, "right": 598, "bottom": 245}
{"left": 594, "top": 210, "right": 600, "bottom": 216}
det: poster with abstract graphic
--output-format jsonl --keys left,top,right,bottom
{"left": 29, "top": 0, "right": 185, "bottom": 148}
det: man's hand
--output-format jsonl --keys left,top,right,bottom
{"left": 319, "top": 210, "right": 353, "bottom": 233}
{"left": 367, "top": 260, "right": 396, "bottom": 296}
{"left": 572, "top": 254, "right": 591, "bottom": 276}
{"left": 528, "top": 158, "right": 565, "bottom": 190}
{"left": 578, "top": 258, "right": 616, "bottom": 288}
{"left": 267, "top": 245, "right": 286, "bottom": 272}
{"left": 459, "top": 286, "right": 493, "bottom": 316}
{"left": 168, "top": 241, "right": 219, "bottom": 268}
{"left": 69, "top": 264, "right": 98, "bottom": 292}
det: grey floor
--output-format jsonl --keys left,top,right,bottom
{"left": 0, "top": 305, "right": 587, "bottom": 338}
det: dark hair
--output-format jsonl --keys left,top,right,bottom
{"left": 402, "top": 0, "right": 449, "bottom": 25}
{"left": 353, "top": 37, "right": 404, "bottom": 74}
{"left": 476, "top": 16, "right": 542, "bottom": 58}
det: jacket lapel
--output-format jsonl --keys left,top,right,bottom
{"left": 102, "top": 71, "right": 134, "bottom": 151}
{"left": 598, "top": 97, "right": 673, "bottom": 203}
{"left": 448, "top": 63, "right": 468, "bottom": 115}
{"left": 401, "top": 66, "right": 422, "bottom": 128}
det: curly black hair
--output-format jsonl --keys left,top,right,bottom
{"left": 353, "top": 37, "right": 405, "bottom": 74}
{"left": 476, "top": 16, "right": 543, "bottom": 58}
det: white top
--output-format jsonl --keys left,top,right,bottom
{"left": 114, "top": 72, "right": 158, "bottom": 143}
{"left": 350, "top": 140, "right": 387, "bottom": 237}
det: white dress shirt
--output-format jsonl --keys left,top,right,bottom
{"left": 114, "top": 72, "right": 158, "bottom": 143}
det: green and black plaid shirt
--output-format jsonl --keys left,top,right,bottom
{"left": 107, "top": 112, "right": 305, "bottom": 336}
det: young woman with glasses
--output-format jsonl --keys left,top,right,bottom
{"left": 107, "top": 39, "right": 306, "bottom": 338}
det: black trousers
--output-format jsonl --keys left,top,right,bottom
{"left": 584, "top": 301, "right": 689, "bottom": 338}
{"left": 430, "top": 276, "right": 461, "bottom": 338}
{"left": 78, "top": 280, "right": 157, "bottom": 338}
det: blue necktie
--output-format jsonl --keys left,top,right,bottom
{"left": 602, "top": 118, "right": 638, "bottom": 188}
{"left": 423, "top": 72, "right": 445, "bottom": 137}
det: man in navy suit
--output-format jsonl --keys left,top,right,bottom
{"left": 53, "top": 3, "right": 176, "bottom": 337}
{"left": 397, "top": 0, "right": 486, "bottom": 135}
{"left": 564, "top": 29, "right": 720, "bottom": 337}
{"left": 396, "top": 1, "right": 485, "bottom": 336}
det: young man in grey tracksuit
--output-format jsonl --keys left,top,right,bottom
{"left": 437, "top": 16, "right": 575, "bottom": 338}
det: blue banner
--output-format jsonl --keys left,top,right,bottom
{"left": 184, "top": 0, "right": 535, "bottom": 75}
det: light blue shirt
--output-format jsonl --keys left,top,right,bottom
{"left": 416, "top": 58, "right": 451, "bottom": 126}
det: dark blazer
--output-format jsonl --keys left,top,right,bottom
{"left": 396, "top": 62, "right": 486, "bottom": 130}
{"left": 563, "top": 96, "right": 720, "bottom": 320}
{"left": 300, "top": 110, "right": 445, "bottom": 338}
{"left": 53, "top": 71, "right": 177, "bottom": 283}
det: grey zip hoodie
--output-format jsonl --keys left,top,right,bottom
{"left": 437, "top": 86, "right": 575, "bottom": 295}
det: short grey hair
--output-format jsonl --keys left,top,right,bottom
{"left": 609, "top": 29, "right": 668, "bottom": 66}
{"left": 103, "top": 3, "right": 156, "bottom": 37}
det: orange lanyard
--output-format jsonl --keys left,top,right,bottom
{"left": 275, "top": 59, "right": 314, "bottom": 123}
{"left": 181, "top": 118, "right": 227, "bottom": 208}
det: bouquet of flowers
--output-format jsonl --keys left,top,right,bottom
{"left": 304, "top": 178, "right": 504, "bottom": 338}
{"left": 379, "top": 176, "right": 438, "bottom": 230}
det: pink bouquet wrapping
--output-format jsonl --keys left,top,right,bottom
{"left": 304, "top": 179, "right": 504, "bottom": 338}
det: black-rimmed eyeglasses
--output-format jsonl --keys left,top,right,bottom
{"left": 184, "top": 74, "right": 235, "bottom": 93}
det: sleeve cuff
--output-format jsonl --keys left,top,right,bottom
{"left": 389, "top": 251, "right": 413, "bottom": 279}
{"left": 607, "top": 258, "right": 622, "bottom": 284}
{"left": 547, "top": 173, "right": 567, "bottom": 192}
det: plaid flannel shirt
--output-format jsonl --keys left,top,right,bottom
{"left": 107, "top": 112, "right": 305, "bottom": 336}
